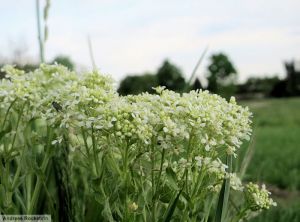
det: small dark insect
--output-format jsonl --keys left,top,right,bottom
{"left": 52, "top": 101, "right": 63, "bottom": 112}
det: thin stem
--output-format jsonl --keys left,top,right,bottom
{"left": 155, "top": 148, "right": 165, "bottom": 196}
{"left": 81, "top": 127, "right": 90, "bottom": 157}
{"left": 27, "top": 126, "right": 53, "bottom": 214}
{"left": 11, "top": 155, "right": 23, "bottom": 190}
{"left": 232, "top": 208, "right": 248, "bottom": 222}
{"left": 221, "top": 154, "right": 232, "bottom": 221}
{"left": 150, "top": 143, "right": 156, "bottom": 222}
{"left": 214, "top": 154, "right": 233, "bottom": 222}
{"left": 191, "top": 166, "right": 205, "bottom": 198}
{"left": 9, "top": 103, "right": 26, "bottom": 193}
{"left": 185, "top": 133, "right": 193, "bottom": 194}
{"left": 26, "top": 174, "right": 32, "bottom": 211}
{"left": 1, "top": 98, "right": 17, "bottom": 131}
{"left": 204, "top": 196, "right": 215, "bottom": 222}
{"left": 87, "top": 35, "right": 96, "bottom": 70}
{"left": 36, "top": 0, "right": 44, "bottom": 63}
{"left": 10, "top": 102, "right": 26, "bottom": 153}
{"left": 123, "top": 141, "right": 129, "bottom": 221}
{"left": 15, "top": 190, "right": 26, "bottom": 213}
{"left": 91, "top": 125, "right": 100, "bottom": 176}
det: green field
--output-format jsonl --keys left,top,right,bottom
{"left": 241, "top": 98, "right": 300, "bottom": 221}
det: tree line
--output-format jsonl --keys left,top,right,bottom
{"left": 118, "top": 53, "right": 300, "bottom": 99}
{"left": 1, "top": 53, "right": 299, "bottom": 99}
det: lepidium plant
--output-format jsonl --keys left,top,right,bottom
{"left": 0, "top": 64, "right": 276, "bottom": 221}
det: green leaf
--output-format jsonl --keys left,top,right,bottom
{"left": 101, "top": 198, "right": 114, "bottom": 222}
{"left": 162, "top": 188, "right": 183, "bottom": 222}
{"left": 0, "top": 184, "right": 6, "bottom": 208}
{"left": 166, "top": 167, "right": 179, "bottom": 190}
{"left": 159, "top": 185, "right": 173, "bottom": 203}
{"left": 91, "top": 173, "right": 104, "bottom": 193}
{"left": 0, "top": 123, "right": 12, "bottom": 141}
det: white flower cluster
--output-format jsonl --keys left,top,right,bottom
{"left": 0, "top": 64, "right": 251, "bottom": 148}
{"left": 244, "top": 183, "right": 277, "bottom": 211}
{"left": 195, "top": 156, "right": 228, "bottom": 178}
{"left": 0, "top": 64, "right": 277, "bottom": 220}
{"left": 228, "top": 173, "right": 244, "bottom": 191}
{"left": 0, "top": 64, "right": 252, "bottom": 178}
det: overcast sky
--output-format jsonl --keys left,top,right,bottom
{"left": 1, "top": 0, "right": 299, "bottom": 83}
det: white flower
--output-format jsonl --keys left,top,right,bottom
{"left": 228, "top": 173, "right": 243, "bottom": 191}
{"left": 195, "top": 156, "right": 202, "bottom": 167}
{"left": 51, "top": 136, "right": 63, "bottom": 145}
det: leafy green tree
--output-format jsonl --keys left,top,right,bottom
{"left": 206, "top": 53, "right": 237, "bottom": 98}
{"left": 52, "top": 55, "right": 75, "bottom": 70}
{"left": 118, "top": 60, "right": 187, "bottom": 95}
{"left": 156, "top": 60, "right": 187, "bottom": 92}
{"left": 118, "top": 73, "right": 158, "bottom": 95}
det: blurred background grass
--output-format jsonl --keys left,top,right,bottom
{"left": 241, "top": 98, "right": 300, "bottom": 221}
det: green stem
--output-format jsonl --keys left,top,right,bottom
{"left": 185, "top": 133, "right": 193, "bottom": 194}
{"left": 204, "top": 196, "right": 215, "bottom": 222}
{"left": 214, "top": 154, "right": 232, "bottom": 222}
{"left": 221, "top": 155, "right": 232, "bottom": 221}
{"left": 91, "top": 125, "right": 100, "bottom": 176}
{"left": 26, "top": 174, "right": 32, "bottom": 211}
{"left": 11, "top": 140, "right": 28, "bottom": 190}
{"left": 191, "top": 167, "right": 205, "bottom": 198}
{"left": 11, "top": 156, "right": 23, "bottom": 190}
{"left": 27, "top": 126, "right": 53, "bottom": 214}
{"left": 232, "top": 208, "right": 248, "bottom": 222}
{"left": 123, "top": 141, "right": 129, "bottom": 221}
{"left": 10, "top": 102, "right": 26, "bottom": 192}
{"left": 81, "top": 127, "right": 90, "bottom": 157}
{"left": 1, "top": 99, "right": 17, "bottom": 131}
{"left": 155, "top": 148, "right": 165, "bottom": 196}
{"left": 150, "top": 143, "right": 156, "bottom": 222}
{"left": 15, "top": 189, "right": 26, "bottom": 213}
{"left": 10, "top": 102, "right": 26, "bottom": 153}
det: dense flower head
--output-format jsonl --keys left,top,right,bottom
{"left": 228, "top": 173, "right": 244, "bottom": 191}
{"left": 0, "top": 64, "right": 251, "bottom": 147}
{"left": 0, "top": 63, "right": 252, "bottom": 181}
{"left": 244, "top": 182, "right": 277, "bottom": 211}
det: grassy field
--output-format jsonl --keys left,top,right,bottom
{"left": 240, "top": 97, "right": 300, "bottom": 221}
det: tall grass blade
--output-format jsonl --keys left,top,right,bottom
{"left": 239, "top": 131, "right": 256, "bottom": 179}
{"left": 87, "top": 35, "right": 97, "bottom": 70}
{"left": 162, "top": 188, "right": 183, "bottom": 222}
{"left": 43, "top": 0, "right": 51, "bottom": 42}
{"left": 185, "top": 45, "right": 209, "bottom": 91}
{"left": 35, "top": 0, "right": 44, "bottom": 63}
{"left": 214, "top": 154, "right": 232, "bottom": 222}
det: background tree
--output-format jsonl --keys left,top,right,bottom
{"left": 237, "top": 76, "right": 280, "bottom": 98}
{"left": 52, "top": 55, "right": 75, "bottom": 70}
{"left": 206, "top": 53, "right": 237, "bottom": 98}
{"left": 285, "top": 61, "right": 300, "bottom": 96}
{"left": 118, "top": 59, "right": 187, "bottom": 95}
{"left": 118, "top": 73, "right": 158, "bottom": 95}
{"left": 156, "top": 60, "right": 187, "bottom": 92}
